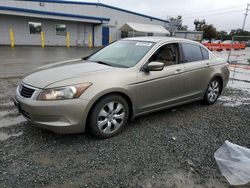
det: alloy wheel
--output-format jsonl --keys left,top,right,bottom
{"left": 207, "top": 80, "right": 220, "bottom": 102}
{"left": 97, "top": 101, "right": 125, "bottom": 134}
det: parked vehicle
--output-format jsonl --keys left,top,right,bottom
{"left": 14, "top": 37, "right": 229, "bottom": 138}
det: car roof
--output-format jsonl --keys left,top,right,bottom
{"left": 122, "top": 36, "right": 198, "bottom": 44}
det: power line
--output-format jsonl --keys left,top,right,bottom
{"left": 167, "top": 5, "right": 245, "bottom": 17}
{"left": 182, "top": 9, "right": 244, "bottom": 19}
{"left": 179, "top": 5, "right": 245, "bottom": 16}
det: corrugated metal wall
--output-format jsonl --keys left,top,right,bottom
{"left": 0, "top": 0, "right": 168, "bottom": 46}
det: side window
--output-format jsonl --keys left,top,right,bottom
{"left": 201, "top": 47, "right": 209, "bottom": 60}
{"left": 182, "top": 43, "right": 203, "bottom": 62}
{"left": 149, "top": 43, "right": 179, "bottom": 66}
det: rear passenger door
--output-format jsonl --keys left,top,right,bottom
{"left": 181, "top": 43, "right": 212, "bottom": 100}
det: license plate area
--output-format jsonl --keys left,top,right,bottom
{"left": 13, "top": 97, "right": 21, "bottom": 112}
{"left": 13, "top": 98, "right": 31, "bottom": 120}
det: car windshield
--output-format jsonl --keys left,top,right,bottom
{"left": 88, "top": 40, "right": 154, "bottom": 68}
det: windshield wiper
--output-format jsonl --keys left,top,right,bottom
{"left": 88, "top": 60, "right": 129, "bottom": 68}
{"left": 91, "top": 60, "right": 112, "bottom": 66}
{"left": 82, "top": 56, "right": 89, "bottom": 60}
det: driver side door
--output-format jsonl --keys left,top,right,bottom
{"left": 135, "top": 43, "right": 185, "bottom": 114}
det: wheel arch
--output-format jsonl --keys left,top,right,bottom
{"left": 85, "top": 90, "right": 135, "bottom": 131}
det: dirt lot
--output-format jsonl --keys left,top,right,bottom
{"left": 0, "top": 47, "right": 250, "bottom": 188}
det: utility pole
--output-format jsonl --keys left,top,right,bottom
{"left": 242, "top": 3, "right": 250, "bottom": 31}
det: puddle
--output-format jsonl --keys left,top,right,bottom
{"left": 227, "top": 80, "right": 250, "bottom": 93}
{"left": 0, "top": 111, "right": 10, "bottom": 117}
{"left": 219, "top": 95, "right": 250, "bottom": 107}
{"left": 0, "top": 116, "right": 26, "bottom": 128}
{"left": 229, "top": 67, "right": 250, "bottom": 82}
{"left": 0, "top": 131, "right": 22, "bottom": 141}
{"left": 0, "top": 112, "right": 26, "bottom": 128}
{"left": 0, "top": 102, "right": 14, "bottom": 109}
{"left": 222, "top": 101, "right": 250, "bottom": 107}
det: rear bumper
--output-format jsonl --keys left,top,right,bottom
{"left": 14, "top": 92, "right": 90, "bottom": 134}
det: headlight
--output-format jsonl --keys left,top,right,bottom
{"left": 37, "top": 83, "right": 92, "bottom": 101}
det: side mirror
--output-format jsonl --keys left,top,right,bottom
{"left": 145, "top": 61, "right": 165, "bottom": 72}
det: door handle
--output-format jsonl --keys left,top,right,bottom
{"left": 206, "top": 63, "right": 211, "bottom": 67}
{"left": 175, "top": 69, "right": 182, "bottom": 74}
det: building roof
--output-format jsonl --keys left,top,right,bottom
{"left": 25, "top": 0, "right": 169, "bottom": 23}
{"left": 0, "top": 5, "right": 110, "bottom": 23}
{"left": 120, "top": 22, "right": 170, "bottom": 35}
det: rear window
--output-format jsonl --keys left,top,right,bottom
{"left": 182, "top": 43, "right": 203, "bottom": 62}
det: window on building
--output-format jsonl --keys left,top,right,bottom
{"left": 56, "top": 24, "right": 67, "bottom": 36}
{"left": 182, "top": 43, "right": 203, "bottom": 62}
{"left": 29, "top": 22, "right": 42, "bottom": 34}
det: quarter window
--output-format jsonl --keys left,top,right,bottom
{"left": 182, "top": 43, "right": 203, "bottom": 62}
{"left": 201, "top": 47, "right": 209, "bottom": 60}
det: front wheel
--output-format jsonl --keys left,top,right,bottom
{"left": 88, "top": 95, "right": 129, "bottom": 139}
{"left": 203, "top": 78, "right": 222, "bottom": 105}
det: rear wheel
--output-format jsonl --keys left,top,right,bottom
{"left": 88, "top": 94, "right": 129, "bottom": 139}
{"left": 203, "top": 78, "right": 221, "bottom": 104}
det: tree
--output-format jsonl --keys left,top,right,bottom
{"left": 203, "top": 24, "right": 217, "bottom": 40}
{"left": 216, "top": 31, "right": 230, "bottom": 40}
{"left": 194, "top": 19, "right": 206, "bottom": 31}
{"left": 167, "top": 15, "right": 188, "bottom": 34}
{"left": 193, "top": 19, "right": 217, "bottom": 39}
{"left": 179, "top": 25, "right": 188, "bottom": 31}
{"left": 230, "top": 28, "right": 250, "bottom": 36}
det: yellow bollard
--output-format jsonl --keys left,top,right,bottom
{"left": 9, "top": 29, "right": 14, "bottom": 47}
{"left": 66, "top": 32, "right": 70, "bottom": 48}
{"left": 109, "top": 35, "right": 112, "bottom": 44}
{"left": 40, "top": 31, "right": 45, "bottom": 48}
{"left": 88, "top": 33, "right": 92, "bottom": 48}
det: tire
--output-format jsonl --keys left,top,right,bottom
{"left": 203, "top": 78, "right": 222, "bottom": 105}
{"left": 88, "top": 94, "right": 129, "bottom": 139}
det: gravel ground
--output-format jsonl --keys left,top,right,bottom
{"left": 0, "top": 78, "right": 250, "bottom": 188}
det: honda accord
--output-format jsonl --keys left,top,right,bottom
{"left": 14, "top": 37, "right": 229, "bottom": 138}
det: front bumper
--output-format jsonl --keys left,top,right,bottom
{"left": 14, "top": 91, "right": 90, "bottom": 134}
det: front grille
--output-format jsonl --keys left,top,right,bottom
{"left": 20, "top": 84, "right": 35, "bottom": 98}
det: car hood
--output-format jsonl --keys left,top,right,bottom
{"left": 22, "top": 60, "right": 115, "bottom": 88}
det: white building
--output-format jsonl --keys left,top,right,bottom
{"left": 0, "top": 0, "right": 169, "bottom": 47}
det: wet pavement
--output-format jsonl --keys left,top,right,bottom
{"left": 0, "top": 46, "right": 98, "bottom": 78}
{"left": 0, "top": 78, "right": 249, "bottom": 187}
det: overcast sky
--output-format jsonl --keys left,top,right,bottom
{"left": 67, "top": 0, "right": 250, "bottom": 32}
